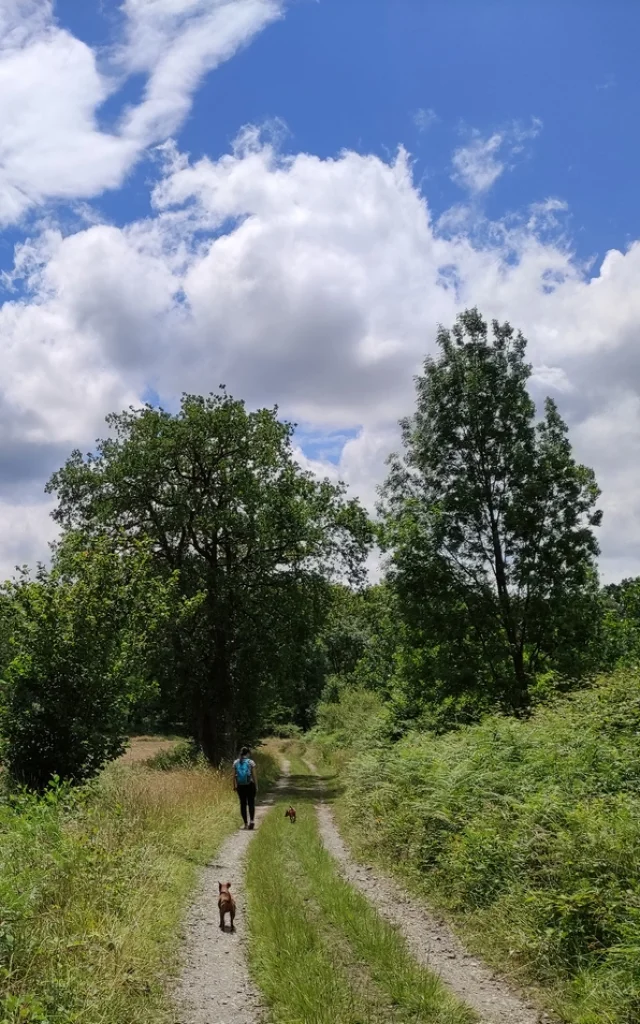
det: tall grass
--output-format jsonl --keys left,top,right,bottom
{"left": 0, "top": 746, "right": 277, "bottom": 1024}
{"left": 313, "top": 670, "right": 640, "bottom": 1024}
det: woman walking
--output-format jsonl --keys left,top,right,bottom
{"left": 233, "top": 746, "right": 258, "bottom": 830}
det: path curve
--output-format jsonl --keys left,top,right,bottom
{"left": 316, "top": 802, "right": 554, "bottom": 1024}
{"left": 174, "top": 761, "right": 290, "bottom": 1024}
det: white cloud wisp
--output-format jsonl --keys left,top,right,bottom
{"left": 452, "top": 118, "right": 542, "bottom": 196}
{"left": 0, "top": 0, "right": 283, "bottom": 226}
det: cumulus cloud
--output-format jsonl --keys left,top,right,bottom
{"left": 452, "top": 118, "right": 542, "bottom": 195}
{"left": 1, "top": 124, "right": 640, "bottom": 581}
{"left": 0, "top": 0, "right": 283, "bottom": 225}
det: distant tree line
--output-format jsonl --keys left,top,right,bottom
{"left": 0, "top": 310, "right": 635, "bottom": 789}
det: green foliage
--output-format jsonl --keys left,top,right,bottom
{"left": 266, "top": 722, "right": 303, "bottom": 739}
{"left": 46, "top": 390, "right": 372, "bottom": 762}
{"left": 314, "top": 583, "right": 399, "bottom": 706}
{"left": 0, "top": 539, "right": 177, "bottom": 791}
{"left": 324, "top": 670, "right": 640, "bottom": 1023}
{"left": 0, "top": 750, "right": 278, "bottom": 1024}
{"left": 380, "top": 309, "right": 602, "bottom": 723}
{"left": 144, "top": 739, "right": 204, "bottom": 770}
{"left": 600, "top": 576, "right": 640, "bottom": 668}
{"left": 308, "top": 687, "right": 390, "bottom": 765}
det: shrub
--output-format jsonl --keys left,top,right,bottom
{"left": 324, "top": 669, "right": 640, "bottom": 1023}
{"left": 268, "top": 723, "right": 303, "bottom": 739}
{"left": 0, "top": 542, "right": 176, "bottom": 791}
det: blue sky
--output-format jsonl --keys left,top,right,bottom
{"left": 0, "top": 0, "right": 639, "bottom": 581}
{"left": 50, "top": 0, "right": 640, "bottom": 259}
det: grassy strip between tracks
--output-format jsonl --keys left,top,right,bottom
{"left": 245, "top": 749, "right": 475, "bottom": 1024}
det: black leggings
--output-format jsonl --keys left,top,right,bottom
{"left": 237, "top": 783, "right": 256, "bottom": 825}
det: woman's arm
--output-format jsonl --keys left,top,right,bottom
{"left": 252, "top": 761, "right": 258, "bottom": 793}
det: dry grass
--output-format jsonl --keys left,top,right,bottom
{"left": 117, "top": 735, "right": 180, "bottom": 764}
{"left": 0, "top": 745, "right": 278, "bottom": 1024}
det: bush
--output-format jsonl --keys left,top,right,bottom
{"left": 268, "top": 723, "right": 303, "bottom": 739}
{"left": 307, "top": 687, "right": 389, "bottom": 765}
{"left": 0, "top": 542, "right": 176, "bottom": 791}
{"left": 145, "top": 739, "right": 204, "bottom": 770}
{"left": 324, "top": 670, "right": 640, "bottom": 1023}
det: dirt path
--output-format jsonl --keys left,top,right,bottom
{"left": 316, "top": 802, "right": 554, "bottom": 1024}
{"left": 173, "top": 762, "right": 290, "bottom": 1024}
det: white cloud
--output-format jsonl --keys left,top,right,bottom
{"left": 413, "top": 107, "right": 438, "bottom": 133}
{"left": 452, "top": 131, "right": 504, "bottom": 195}
{"left": 527, "top": 197, "right": 569, "bottom": 233}
{"left": 0, "top": 499, "right": 57, "bottom": 579}
{"left": 0, "top": 0, "right": 283, "bottom": 225}
{"left": 530, "top": 365, "right": 574, "bottom": 393}
{"left": 452, "top": 118, "right": 542, "bottom": 196}
{"left": 117, "top": 0, "right": 284, "bottom": 144}
{"left": 1, "top": 129, "right": 640, "bottom": 582}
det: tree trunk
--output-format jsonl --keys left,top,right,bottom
{"left": 198, "top": 702, "right": 226, "bottom": 765}
{"left": 509, "top": 643, "right": 530, "bottom": 715}
{"left": 197, "top": 625, "right": 235, "bottom": 765}
{"left": 484, "top": 496, "right": 530, "bottom": 713}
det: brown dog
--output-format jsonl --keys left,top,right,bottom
{"left": 284, "top": 806, "right": 297, "bottom": 824}
{"left": 218, "top": 882, "right": 236, "bottom": 932}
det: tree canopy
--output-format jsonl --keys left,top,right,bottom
{"left": 0, "top": 537, "right": 175, "bottom": 789}
{"left": 46, "top": 389, "right": 372, "bottom": 763}
{"left": 379, "top": 308, "right": 602, "bottom": 720}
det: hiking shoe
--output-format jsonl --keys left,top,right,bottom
{"left": 249, "top": 822, "right": 255, "bottom": 830}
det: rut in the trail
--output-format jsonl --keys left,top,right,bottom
{"left": 175, "top": 757, "right": 555, "bottom": 1024}
{"left": 315, "top": 801, "right": 555, "bottom": 1024}
{"left": 173, "top": 762, "right": 290, "bottom": 1024}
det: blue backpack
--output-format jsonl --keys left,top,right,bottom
{"left": 235, "top": 758, "right": 252, "bottom": 785}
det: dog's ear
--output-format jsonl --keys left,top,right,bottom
{"left": 227, "top": 881, "right": 232, "bottom": 889}
{"left": 218, "top": 882, "right": 222, "bottom": 891}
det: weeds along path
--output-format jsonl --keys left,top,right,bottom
{"left": 174, "top": 759, "right": 290, "bottom": 1024}
{"left": 315, "top": 799, "right": 552, "bottom": 1024}
{"left": 245, "top": 754, "right": 474, "bottom": 1024}
{"left": 175, "top": 750, "right": 543, "bottom": 1024}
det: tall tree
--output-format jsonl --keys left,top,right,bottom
{"left": 46, "top": 390, "right": 371, "bottom": 761}
{"left": 381, "top": 309, "right": 602, "bottom": 715}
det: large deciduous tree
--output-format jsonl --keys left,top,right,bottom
{"left": 380, "top": 309, "right": 602, "bottom": 717}
{"left": 46, "top": 390, "right": 371, "bottom": 762}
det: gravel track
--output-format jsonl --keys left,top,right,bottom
{"left": 173, "top": 762, "right": 290, "bottom": 1024}
{"left": 316, "top": 801, "right": 554, "bottom": 1024}
{"left": 173, "top": 756, "right": 554, "bottom": 1024}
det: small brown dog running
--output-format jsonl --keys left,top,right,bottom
{"left": 218, "top": 882, "right": 236, "bottom": 932}
{"left": 284, "top": 805, "right": 297, "bottom": 824}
